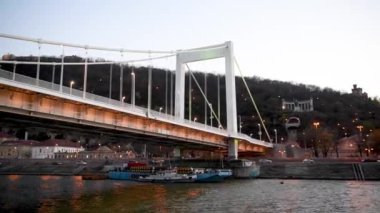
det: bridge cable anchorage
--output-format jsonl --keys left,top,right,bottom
{"left": 234, "top": 57, "right": 272, "bottom": 142}
{"left": 185, "top": 64, "right": 224, "bottom": 130}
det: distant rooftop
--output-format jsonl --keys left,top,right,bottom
{"left": 37, "top": 139, "right": 82, "bottom": 148}
{"left": 2, "top": 140, "right": 40, "bottom": 146}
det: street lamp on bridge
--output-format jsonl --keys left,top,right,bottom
{"left": 239, "top": 115, "right": 242, "bottom": 133}
{"left": 131, "top": 70, "right": 135, "bottom": 107}
{"left": 274, "top": 129, "right": 278, "bottom": 144}
{"left": 122, "top": 96, "right": 126, "bottom": 105}
{"left": 258, "top": 123, "right": 262, "bottom": 141}
{"left": 70, "top": 80, "right": 75, "bottom": 95}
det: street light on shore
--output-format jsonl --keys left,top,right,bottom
{"left": 365, "top": 147, "right": 374, "bottom": 156}
{"left": 70, "top": 80, "right": 75, "bottom": 95}
{"left": 313, "top": 121, "right": 320, "bottom": 142}
{"left": 274, "top": 129, "right": 278, "bottom": 144}
{"left": 356, "top": 125, "right": 363, "bottom": 138}
{"left": 279, "top": 150, "right": 286, "bottom": 158}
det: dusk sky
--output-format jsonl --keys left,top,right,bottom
{"left": 1, "top": 0, "right": 379, "bottom": 97}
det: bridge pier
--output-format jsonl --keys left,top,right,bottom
{"left": 173, "top": 147, "right": 181, "bottom": 158}
{"left": 47, "top": 132, "right": 57, "bottom": 139}
{"left": 24, "top": 131, "right": 28, "bottom": 140}
{"left": 228, "top": 138, "right": 238, "bottom": 159}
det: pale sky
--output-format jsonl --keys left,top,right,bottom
{"left": 0, "top": 0, "right": 379, "bottom": 97}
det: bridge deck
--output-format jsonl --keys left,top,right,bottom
{"left": 0, "top": 68, "right": 272, "bottom": 153}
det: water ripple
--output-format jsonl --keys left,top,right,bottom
{"left": 1, "top": 176, "right": 380, "bottom": 212}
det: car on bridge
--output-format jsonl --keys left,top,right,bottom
{"left": 76, "top": 160, "right": 87, "bottom": 165}
{"left": 302, "top": 159, "right": 315, "bottom": 164}
{"left": 258, "top": 159, "right": 272, "bottom": 164}
{"left": 361, "top": 158, "right": 379, "bottom": 163}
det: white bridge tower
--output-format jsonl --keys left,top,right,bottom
{"left": 175, "top": 41, "right": 239, "bottom": 159}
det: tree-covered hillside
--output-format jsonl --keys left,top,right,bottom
{"left": 1, "top": 56, "right": 379, "bottom": 146}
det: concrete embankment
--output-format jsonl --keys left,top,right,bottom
{"left": 0, "top": 159, "right": 107, "bottom": 176}
{"left": 2, "top": 159, "right": 380, "bottom": 181}
{"left": 259, "top": 162, "right": 380, "bottom": 180}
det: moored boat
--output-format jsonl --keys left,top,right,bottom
{"left": 108, "top": 162, "right": 154, "bottom": 180}
{"left": 192, "top": 168, "right": 232, "bottom": 182}
{"left": 137, "top": 170, "right": 197, "bottom": 183}
{"left": 108, "top": 163, "right": 233, "bottom": 183}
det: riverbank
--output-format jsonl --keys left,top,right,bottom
{"left": 260, "top": 162, "right": 380, "bottom": 180}
{"left": 0, "top": 159, "right": 106, "bottom": 176}
{"left": 1, "top": 159, "right": 380, "bottom": 180}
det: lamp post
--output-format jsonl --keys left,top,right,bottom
{"left": 131, "top": 71, "right": 135, "bottom": 107}
{"left": 274, "top": 129, "right": 278, "bottom": 144}
{"left": 70, "top": 80, "right": 75, "bottom": 95}
{"left": 239, "top": 115, "right": 242, "bottom": 133}
{"left": 159, "top": 107, "right": 163, "bottom": 114}
{"left": 193, "top": 117, "right": 198, "bottom": 122}
{"left": 122, "top": 96, "right": 126, "bottom": 106}
{"left": 364, "top": 147, "right": 374, "bottom": 157}
{"left": 14, "top": 147, "right": 19, "bottom": 159}
{"left": 302, "top": 131, "right": 306, "bottom": 150}
{"left": 258, "top": 123, "right": 262, "bottom": 141}
{"left": 356, "top": 125, "right": 363, "bottom": 138}
{"left": 313, "top": 121, "right": 320, "bottom": 142}
{"left": 356, "top": 125, "right": 364, "bottom": 157}
{"left": 209, "top": 103, "right": 213, "bottom": 127}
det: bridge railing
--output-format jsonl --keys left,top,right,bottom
{"left": 0, "top": 67, "right": 228, "bottom": 135}
{"left": 235, "top": 132, "right": 272, "bottom": 147}
{"left": 0, "top": 68, "right": 12, "bottom": 79}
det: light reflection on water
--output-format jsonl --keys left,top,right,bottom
{"left": 0, "top": 175, "right": 379, "bottom": 212}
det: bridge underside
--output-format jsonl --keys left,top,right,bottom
{"left": 0, "top": 80, "right": 271, "bottom": 156}
{"left": 0, "top": 110, "right": 267, "bottom": 156}
{"left": 0, "top": 111, "right": 211, "bottom": 149}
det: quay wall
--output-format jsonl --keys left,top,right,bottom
{"left": 1, "top": 159, "right": 380, "bottom": 181}
{"left": 259, "top": 162, "right": 380, "bottom": 180}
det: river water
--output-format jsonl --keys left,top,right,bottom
{"left": 0, "top": 175, "right": 379, "bottom": 213}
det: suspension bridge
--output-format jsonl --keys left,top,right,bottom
{"left": 0, "top": 33, "right": 272, "bottom": 159}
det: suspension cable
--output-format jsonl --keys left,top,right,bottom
{"left": 185, "top": 64, "right": 224, "bottom": 130}
{"left": 0, "top": 53, "right": 176, "bottom": 66}
{"left": 234, "top": 57, "right": 271, "bottom": 142}
{"left": 0, "top": 33, "right": 227, "bottom": 54}
{"left": 0, "top": 33, "right": 173, "bottom": 54}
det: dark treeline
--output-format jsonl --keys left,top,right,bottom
{"left": 1, "top": 56, "right": 380, "bottom": 142}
